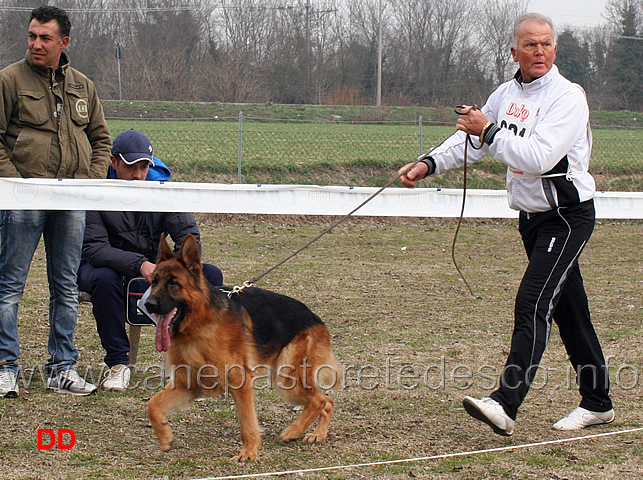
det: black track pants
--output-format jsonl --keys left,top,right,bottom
{"left": 490, "top": 199, "right": 613, "bottom": 420}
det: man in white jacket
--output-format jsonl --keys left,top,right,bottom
{"left": 399, "top": 13, "right": 614, "bottom": 435}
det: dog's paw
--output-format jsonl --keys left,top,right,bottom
{"left": 303, "top": 432, "right": 327, "bottom": 443}
{"left": 159, "top": 438, "right": 175, "bottom": 452}
{"left": 279, "top": 428, "right": 300, "bottom": 443}
{"left": 231, "top": 451, "right": 257, "bottom": 462}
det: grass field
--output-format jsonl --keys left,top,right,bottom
{"left": 1, "top": 216, "right": 640, "bottom": 479}
{"left": 103, "top": 101, "right": 641, "bottom": 128}
{"left": 2, "top": 102, "right": 641, "bottom": 478}
{"left": 104, "top": 119, "right": 643, "bottom": 192}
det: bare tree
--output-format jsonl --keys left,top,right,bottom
{"left": 308, "top": 0, "right": 341, "bottom": 104}
{"left": 388, "top": 0, "right": 475, "bottom": 105}
{"left": 1, "top": 0, "right": 625, "bottom": 109}
{"left": 0, "top": 0, "right": 49, "bottom": 68}
{"left": 387, "top": 0, "right": 434, "bottom": 103}
{"left": 0, "top": 36, "right": 12, "bottom": 69}
{"left": 581, "top": 25, "right": 612, "bottom": 109}
{"left": 605, "top": 0, "right": 643, "bottom": 31}
{"left": 480, "top": 0, "right": 529, "bottom": 84}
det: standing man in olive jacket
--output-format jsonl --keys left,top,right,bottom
{"left": 0, "top": 6, "right": 111, "bottom": 398}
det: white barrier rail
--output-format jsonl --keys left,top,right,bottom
{"left": 1, "top": 178, "right": 641, "bottom": 219}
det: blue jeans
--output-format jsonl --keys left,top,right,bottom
{"left": 0, "top": 210, "right": 86, "bottom": 374}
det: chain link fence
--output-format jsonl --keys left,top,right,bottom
{"left": 107, "top": 114, "right": 642, "bottom": 192}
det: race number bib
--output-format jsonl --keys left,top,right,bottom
{"left": 497, "top": 95, "right": 539, "bottom": 138}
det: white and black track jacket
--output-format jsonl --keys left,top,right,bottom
{"left": 428, "top": 65, "right": 595, "bottom": 213}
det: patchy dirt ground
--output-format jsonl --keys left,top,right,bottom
{"left": 1, "top": 217, "right": 640, "bottom": 479}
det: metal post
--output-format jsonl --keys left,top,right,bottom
{"left": 116, "top": 43, "right": 123, "bottom": 101}
{"left": 418, "top": 115, "right": 423, "bottom": 187}
{"left": 237, "top": 111, "right": 243, "bottom": 183}
{"left": 418, "top": 115, "right": 423, "bottom": 155}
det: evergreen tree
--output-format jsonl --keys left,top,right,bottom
{"left": 557, "top": 30, "right": 591, "bottom": 89}
{"left": 605, "top": 0, "right": 642, "bottom": 110}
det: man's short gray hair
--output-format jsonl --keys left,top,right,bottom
{"left": 513, "top": 13, "right": 556, "bottom": 48}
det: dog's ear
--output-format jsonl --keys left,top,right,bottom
{"left": 157, "top": 233, "right": 175, "bottom": 262}
{"left": 178, "top": 234, "right": 202, "bottom": 275}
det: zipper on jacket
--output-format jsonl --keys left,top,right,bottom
{"left": 51, "top": 69, "right": 63, "bottom": 126}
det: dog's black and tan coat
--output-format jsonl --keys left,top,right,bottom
{"left": 145, "top": 234, "right": 341, "bottom": 461}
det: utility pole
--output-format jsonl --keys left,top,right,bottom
{"left": 376, "top": 0, "right": 382, "bottom": 106}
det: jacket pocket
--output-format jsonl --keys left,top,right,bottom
{"left": 67, "top": 89, "right": 90, "bottom": 127}
{"left": 17, "top": 90, "right": 48, "bottom": 126}
{"left": 66, "top": 89, "right": 92, "bottom": 177}
{"left": 12, "top": 129, "right": 51, "bottom": 177}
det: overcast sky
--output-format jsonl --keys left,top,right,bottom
{"left": 527, "top": 0, "right": 609, "bottom": 28}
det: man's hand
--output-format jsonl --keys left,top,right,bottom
{"left": 398, "top": 161, "right": 429, "bottom": 188}
{"left": 455, "top": 105, "right": 490, "bottom": 138}
{"left": 140, "top": 261, "right": 156, "bottom": 283}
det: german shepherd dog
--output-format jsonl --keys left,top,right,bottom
{"left": 145, "top": 234, "right": 341, "bottom": 461}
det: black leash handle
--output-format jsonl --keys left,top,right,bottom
{"left": 450, "top": 105, "right": 484, "bottom": 298}
{"left": 454, "top": 104, "right": 476, "bottom": 115}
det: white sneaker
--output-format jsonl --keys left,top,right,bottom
{"left": 553, "top": 407, "right": 615, "bottom": 431}
{"left": 47, "top": 368, "right": 97, "bottom": 396}
{"left": 463, "top": 396, "right": 514, "bottom": 436}
{"left": 102, "top": 365, "right": 131, "bottom": 391}
{"left": 0, "top": 370, "right": 19, "bottom": 398}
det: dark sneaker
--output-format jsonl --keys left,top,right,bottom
{"left": 47, "top": 368, "right": 97, "bottom": 396}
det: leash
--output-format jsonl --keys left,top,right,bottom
{"left": 452, "top": 105, "right": 484, "bottom": 298}
{"left": 225, "top": 107, "right": 483, "bottom": 297}
{"left": 224, "top": 159, "right": 427, "bottom": 296}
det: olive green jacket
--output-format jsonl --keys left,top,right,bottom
{"left": 0, "top": 50, "right": 111, "bottom": 179}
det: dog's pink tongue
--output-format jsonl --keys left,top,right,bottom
{"left": 155, "top": 309, "right": 176, "bottom": 352}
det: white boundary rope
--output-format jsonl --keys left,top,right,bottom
{"left": 190, "top": 427, "right": 643, "bottom": 480}
{"left": 2, "top": 178, "right": 641, "bottom": 219}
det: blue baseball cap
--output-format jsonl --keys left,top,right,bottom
{"left": 112, "top": 129, "right": 155, "bottom": 165}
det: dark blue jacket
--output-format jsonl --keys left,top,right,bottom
{"left": 82, "top": 157, "right": 202, "bottom": 277}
